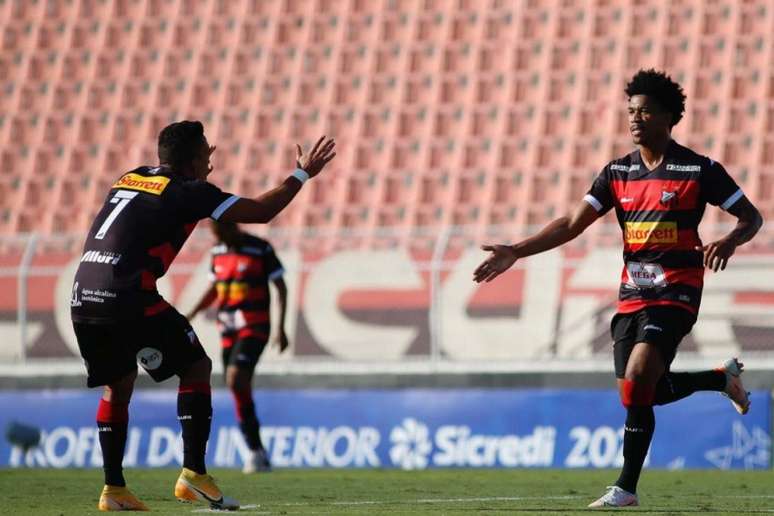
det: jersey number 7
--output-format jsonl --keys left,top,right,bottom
{"left": 95, "top": 190, "right": 139, "bottom": 240}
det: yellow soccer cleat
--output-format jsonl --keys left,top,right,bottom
{"left": 98, "top": 485, "right": 149, "bottom": 511}
{"left": 174, "top": 468, "right": 240, "bottom": 510}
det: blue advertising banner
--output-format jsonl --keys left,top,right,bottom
{"left": 0, "top": 389, "right": 769, "bottom": 469}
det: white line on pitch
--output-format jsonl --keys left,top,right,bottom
{"left": 279, "top": 495, "right": 583, "bottom": 507}
{"left": 193, "top": 495, "right": 584, "bottom": 512}
{"left": 192, "top": 504, "right": 263, "bottom": 513}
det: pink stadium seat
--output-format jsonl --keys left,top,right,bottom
{"left": 36, "top": 22, "right": 71, "bottom": 51}
{"left": 25, "top": 50, "right": 60, "bottom": 82}
{"left": 51, "top": 83, "right": 83, "bottom": 111}
{"left": 381, "top": 172, "right": 415, "bottom": 207}
{"left": 171, "top": 20, "right": 202, "bottom": 49}
{"left": 289, "top": 108, "right": 325, "bottom": 140}
{"left": 75, "top": 0, "right": 110, "bottom": 20}
{"left": 8, "top": 114, "right": 39, "bottom": 146}
{"left": 17, "top": 83, "right": 50, "bottom": 112}
{"left": 397, "top": 108, "right": 430, "bottom": 139}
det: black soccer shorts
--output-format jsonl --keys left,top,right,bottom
{"left": 221, "top": 334, "right": 268, "bottom": 372}
{"left": 74, "top": 308, "right": 208, "bottom": 387}
{"left": 611, "top": 305, "right": 697, "bottom": 379}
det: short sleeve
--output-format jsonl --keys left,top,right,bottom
{"left": 584, "top": 167, "right": 615, "bottom": 214}
{"left": 700, "top": 160, "right": 744, "bottom": 211}
{"left": 180, "top": 180, "right": 240, "bottom": 222}
{"left": 264, "top": 244, "right": 285, "bottom": 281}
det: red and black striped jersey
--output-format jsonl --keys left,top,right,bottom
{"left": 584, "top": 139, "right": 744, "bottom": 315}
{"left": 209, "top": 234, "right": 284, "bottom": 339}
{"left": 71, "top": 166, "right": 240, "bottom": 323}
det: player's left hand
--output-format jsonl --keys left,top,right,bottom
{"left": 275, "top": 331, "right": 289, "bottom": 353}
{"left": 695, "top": 237, "right": 737, "bottom": 272}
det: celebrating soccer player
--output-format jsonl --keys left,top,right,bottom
{"left": 187, "top": 221, "right": 288, "bottom": 474}
{"left": 70, "top": 121, "right": 335, "bottom": 511}
{"left": 473, "top": 69, "right": 762, "bottom": 508}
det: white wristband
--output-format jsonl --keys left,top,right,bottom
{"left": 291, "top": 168, "right": 309, "bottom": 184}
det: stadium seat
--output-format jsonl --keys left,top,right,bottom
{"left": 18, "top": 83, "right": 51, "bottom": 112}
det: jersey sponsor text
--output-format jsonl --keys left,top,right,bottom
{"left": 624, "top": 222, "right": 677, "bottom": 244}
{"left": 80, "top": 250, "right": 122, "bottom": 265}
{"left": 112, "top": 173, "right": 171, "bottom": 195}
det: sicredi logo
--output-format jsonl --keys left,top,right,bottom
{"left": 112, "top": 173, "right": 170, "bottom": 195}
{"left": 624, "top": 222, "right": 677, "bottom": 244}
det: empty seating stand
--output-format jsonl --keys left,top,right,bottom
{"left": 0, "top": 0, "right": 772, "bottom": 243}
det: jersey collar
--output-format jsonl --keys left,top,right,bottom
{"left": 629, "top": 139, "right": 677, "bottom": 176}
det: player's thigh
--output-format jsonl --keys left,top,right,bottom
{"left": 634, "top": 306, "right": 696, "bottom": 372}
{"left": 225, "top": 335, "right": 267, "bottom": 372}
{"left": 134, "top": 308, "right": 208, "bottom": 383}
{"left": 624, "top": 342, "right": 666, "bottom": 383}
{"left": 611, "top": 313, "right": 637, "bottom": 379}
{"left": 73, "top": 321, "right": 138, "bottom": 388}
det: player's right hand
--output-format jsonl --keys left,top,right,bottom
{"left": 296, "top": 136, "right": 336, "bottom": 178}
{"left": 473, "top": 244, "right": 519, "bottom": 283}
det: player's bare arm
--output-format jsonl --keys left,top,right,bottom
{"left": 696, "top": 196, "right": 763, "bottom": 272}
{"left": 272, "top": 276, "right": 289, "bottom": 353}
{"left": 220, "top": 136, "right": 336, "bottom": 224}
{"left": 473, "top": 200, "right": 600, "bottom": 283}
{"left": 186, "top": 283, "right": 217, "bottom": 320}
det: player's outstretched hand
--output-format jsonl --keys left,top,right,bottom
{"left": 695, "top": 237, "right": 737, "bottom": 272}
{"left": 296, "top": 136, "right": 336, "bottom": 178}
{"left": 473, "top": 244, "right": 519, "bottom": 283}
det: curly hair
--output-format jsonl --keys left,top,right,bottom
{"left": 157, "top": 120, "right": 205, "bottom": 168}
{"left": 624, "top": 69, "right": 686, "bottom": 127}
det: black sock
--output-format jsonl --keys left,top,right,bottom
{"left": 96, "top": 398, "right": 129, "bottom": 487}
{"left": 233, "top": 388, "right": 264, "bottom": 451}
{"left": 239, "top": 411, "right": 264, "bottom": 452}
{"left": 616, "top": 405, "right": 655, "bottom": 494}
{"left": 178, "top": 390, "right": 212, "bottom": 474}
{"left": 98, "top": 421, "right": 128, "bottom": 487}
{"left": 654, "top": 370, "right": 726, "bottom": 405}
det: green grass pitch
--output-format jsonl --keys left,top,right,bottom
{"left": 2, "top": 468, "right": 774, "bottom": 515}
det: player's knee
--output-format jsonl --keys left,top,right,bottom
{"left": 226, "top": 369, "right": 248, "bottom": 392}
{"left": 196, "top": 355, "right": 212, "bottom": 375}
{"left": 619, "top": 378, "right": 655, "bottom": 408}
{"left": 225, "top": 371, "right": 239, "bottom": 391}
{"left": 104, "top": 370, "right": 137, "bottom": 403}
{"left": 183, "top": 356, "right": 212, "bottom": 383}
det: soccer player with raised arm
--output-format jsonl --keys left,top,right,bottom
{"left": 187, "top": 221, "right": 288, "bottom": 474}
{"left": 70, "top": 121, "right": 335, "bottom": 511}
{"left": 473, "top": 69, "right": 763, "bottom": 508}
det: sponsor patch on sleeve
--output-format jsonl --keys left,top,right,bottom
{"left": 112, "top": 173, "right": 171, "bottom": 195}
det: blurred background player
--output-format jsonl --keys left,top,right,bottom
{"left": 70, "top": 120, "right": 335, "bottom": 511}
{"left": 474, "top": 69, "right": 763, "bottom": 508}
{"left": 187, "top": 220, "right": 288, "bottom": 474}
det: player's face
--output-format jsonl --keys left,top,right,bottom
{"left": 628, "top": 95, "right": 672, "bottom": 146}
{"left": 191, "top": 137, "right": 212, "bottom": 180}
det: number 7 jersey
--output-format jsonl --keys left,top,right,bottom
{"left": 71, "top": 166, "right": 240, "bottom": 323}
